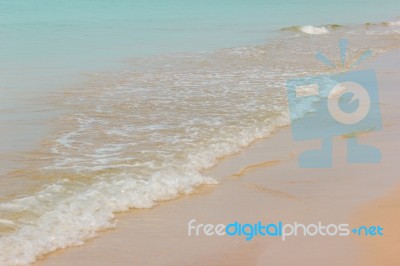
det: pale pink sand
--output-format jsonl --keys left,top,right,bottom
{"left": 354, "top": 185, "right": 400, "bottom": 266}
{"left": 36, "top": 49, "right": 400, "bottom": 266}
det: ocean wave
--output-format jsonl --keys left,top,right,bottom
{"left": 388, "top": 20, "right": 400, "bottom": 26}
{"left": 0, "top": 171, "right": 217, "bottom": 265}
{"left": 300, "top": 25, "right": 329, "bottom": 35}
{"left": 281, "top": 24, "right": 343, "bottom": 35}
{"left": 0, "top": 55, "right": 296, "bottom": 263}
{"left": 0, "top": 117, "right": 293, "bottom": 265}
{"left": 365, "top": 20, "right": 400, "bottom": 27}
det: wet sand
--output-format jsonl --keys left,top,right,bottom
{"left": 36, "top": 49, "right": 400, "bottom": 266}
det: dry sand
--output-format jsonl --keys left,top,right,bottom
{"left": 35, "top": 49, "right": 400, "bottom": 266}
{"left": 354, "top": 186, "right": 400, "bottom": 266}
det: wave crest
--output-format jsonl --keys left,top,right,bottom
{"left": 281, "top": 24, "right": 343, "bottom": 35}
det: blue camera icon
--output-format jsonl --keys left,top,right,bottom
{"left": 286, "top": 69, "right": 382, "bottom": 168}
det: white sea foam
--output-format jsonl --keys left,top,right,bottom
{"left": 300, "top": 25, "right": 329, "bottom": 35}
{"left": 388, "top": 20, "right": 400, "bottom": 26}
{"left": 0, "top": 120, "right": 291, "bottom": 265}
{"left": 0, "top": 171, "right": 217, "bottom": 265}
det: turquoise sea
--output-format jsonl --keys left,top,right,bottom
{"left": 1, "top": 0, "right": 400, "bottom": 74}
{"left": 0, "top": 1, "right": 399, "bottom": 264}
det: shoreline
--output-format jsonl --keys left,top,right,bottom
{"left": 35, "top": 48, "right": 400, "bottom": 265}
{"left": 3, "top": 18, "right": 398, "bottom": 200}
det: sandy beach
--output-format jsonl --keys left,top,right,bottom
{"left": 33, "top": 49, "right": 400, "bottom": 266}
{"left": 356, "top": 186, "right": 400, "bottom": 266}
{"left": 2, "top": 1, "right": 400, "bottom": 265}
